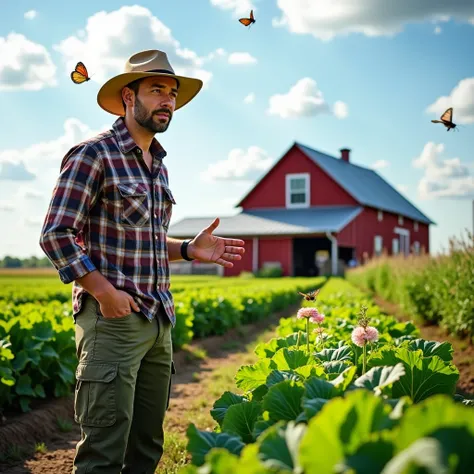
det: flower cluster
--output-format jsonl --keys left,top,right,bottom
{"left": 297, "top": 307, "right": 325, "bottom": 324}
{"left": 351, "top": 326, "right": 379, "bottom": 347}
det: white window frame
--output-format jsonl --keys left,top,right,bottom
{"left": 398, "top": 215, "right": 404, "bottom": 225}
{"left": 414, "top": 221, "right": 419, "bottom": 232}
{"left": 374, "top": 235, "right": 383, "bottom": 257}
{"left": 392, "top": 238, "right": 399, "bottom": 255}
{"left": 286, "top": 173, "right": 310, "bottom": 208}
{"left": 394, "top": 227, "right": 410, "bottom": 256}
{"left": 413, "top": 241, "right": 420, "bottom": 255}
{"left": 377, "top": 210, "right": 383, "bottom": 222}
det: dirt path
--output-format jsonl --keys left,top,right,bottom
{"left": 0, "top": 305, "right": 296, "bottom": 474}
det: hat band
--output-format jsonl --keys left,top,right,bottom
{"left": 148, "top": 68, "right": 174, "bottom": 74}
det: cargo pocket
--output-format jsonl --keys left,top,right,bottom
{"left": 166, "top": 361, "right": 176, "bottom": 411}
{"left": 74, "top": 362, "right": 119, "bottom": 427}
{"left": 118, "top": 182, "right": 150, "bottom": 227}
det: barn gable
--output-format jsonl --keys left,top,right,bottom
{"left": 236, "top": 142, "right": 434, "bottom": 225}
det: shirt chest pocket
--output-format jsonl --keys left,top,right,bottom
{"left": 160, "top": 185, "right": 176, "bottom": 232}
{"left": 117, "top": 182, "right": 150, "bottom": 227}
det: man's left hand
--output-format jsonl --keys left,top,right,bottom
{"left": 187, "top": 218, "right": 245, "bottom": 268}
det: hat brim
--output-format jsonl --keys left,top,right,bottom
{"left": 97, "top": 71, "right": 203, "bottom": 116}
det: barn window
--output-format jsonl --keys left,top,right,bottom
{"left": 398, "top": 215, "right": 404, "bottom": 225}
{"left": 378, "top": 210, "right": 383, "bottom": 222}
{"left": 413, "top": 241, "right": 420, "bottom": 255}
{"left": 374, "top": 235, "right": 383, "bottom": 257}
{"left": 392, "top": 238, "right": 399, "bottom": 255}
{"left": 286, "top": 173, "right": 310, "bottom": 208}
{"left": 414, "top": 221, "right": 419, "bottom": 232}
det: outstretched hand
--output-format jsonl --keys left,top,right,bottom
{"left": 188, "top": 218, "right": 245, "bottom": 268}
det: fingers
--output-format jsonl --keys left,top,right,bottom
{"left": 224, "top": 239, "right": 245, "bottom": 247}
{"left": 225, "top": 245, "right": 245, "bottom": 255}
{"left": 129, "top": 296, "right": 140, "bottom": 312}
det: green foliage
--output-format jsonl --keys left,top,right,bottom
{"left": 0, "top": 274, "right": 325, "bottom": 415}
{"left": 182, "top": 277, "right": 473, "bottom": 473}
{"left": 347, "top": 233, "right": 474, "bottom": 341}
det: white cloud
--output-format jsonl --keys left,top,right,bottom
{"left": 0, "top": 118, "right": 109, "bottom": 178}
{"left": 0, "top": 33, "right": 57, "bottom": 91}
{"left": 227, "top": 52, "right": 257, "bottom": 65}
{"left": 426, "top": 77, "right": 474, "bottom": 124}
{"left": 0, "top": 160, "right": 36, "bottom": 181}
{"left": 22, "top": 189, "right": 44, "bottom": 199}
{"left": 244, "top": 92, "right": 255, "bottom": 104}
{"left": 371, "top": 160, "right": 390, "bottom": 170}
{"left": 209, "top": 0, "right": 255, "bottom": 18}
{"left": 0, "top": 201, "right": 14, "bottom": 212}
{"left": 54, "top": 5, "right": 213, "bottom": 87}
{"left": 333, "top": 100, "right": 349, "bottom": 119}
{"left": 267, "top": 77, "right": 347, "bottom": 119}
{"left": 200, "top": 146, "right": 273, "bottom": 182}
{"left": 397, "top": 184, "right": 409, "bottom": 193}
{"left": 24, "top": 10, "right": 37, "bottom": 20}
{"left": 412, "top": 142, "right": 474, "bottom": 199}
{"left": 273, "top": 0, "right": 474, "bottom": 40}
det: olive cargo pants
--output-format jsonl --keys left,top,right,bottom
{"left": 72, "top": 294, "right": 174, "bottom": 474}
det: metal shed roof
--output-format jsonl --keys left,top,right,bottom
{"left": 168, "top": 205, "right": 363, "bottom": 238}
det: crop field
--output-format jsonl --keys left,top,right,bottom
{"left": 181, "top": 278, "right": 474, "bottom": 473}
{"left": 0, "top": 272, "right": 473, "bottom": 472}
{"left": 0, "top": 273, "right": 325, "bottom": 417}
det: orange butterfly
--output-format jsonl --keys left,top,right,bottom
{"left": 70, "top": 61, "right": 90, "bottom": 84}
{"left": 431, "top": 107, "right": 457, "bottom": 132}
{"left": 239, "top": 9, "right": 255, "bottom": 28}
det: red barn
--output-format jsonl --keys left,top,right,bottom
{"left": 168, "top": 142, "right": 435, "bottom": 277}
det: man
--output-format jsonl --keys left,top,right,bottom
{"left": 39, "top": 49, "right": 245, "bottom": 474}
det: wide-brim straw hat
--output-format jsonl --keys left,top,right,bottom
{"left": 97, "top": 49, "right": 203, "bottom": 116}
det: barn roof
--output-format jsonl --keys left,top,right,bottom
{"left": 168, "top": 205, "right": 363, "bottom": 238}
{"left": 295, "top": 143, "right": 434, "bottom": 225}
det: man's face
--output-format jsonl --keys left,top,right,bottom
{"left": 129, "top": 76, "right": 178, "bottom": 133}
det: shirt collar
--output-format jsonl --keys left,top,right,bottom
{"left": 112, "top": 117, "right": 167, "bottom": 160}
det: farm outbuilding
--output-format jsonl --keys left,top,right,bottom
{"left": 168, "top": 142, "right": 435, "bottom": 277}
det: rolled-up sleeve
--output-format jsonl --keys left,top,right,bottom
{"left": 39, "top": 144, "right": 103, "bottom": 284}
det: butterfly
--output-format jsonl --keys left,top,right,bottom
{"left": 298, "top": 289, "right": 320, "bottom": 301}
{"left": 431, "top": 107, "right": 457, "bottom": 132}
{"left": 239, "top": 9, "right": 255, "bottom": 28}
{"left": 70, "top": 61, "right": 91, "bottom": 84}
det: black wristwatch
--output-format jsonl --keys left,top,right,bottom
{"left": 180, "top": 240, "right": 194, "bottom": 261}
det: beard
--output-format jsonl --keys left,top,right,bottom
{"left": 133, "top": 97, "right": 173, "bottom": 133}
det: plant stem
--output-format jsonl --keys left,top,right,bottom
{"left": 296, "top": 331, "right": 301, "bottom": 349}
{"left": 306, "top": 318, "right": 310, "bottom": 354}
{"left": 362, "top": 343, "right": 367, "bottom": 375}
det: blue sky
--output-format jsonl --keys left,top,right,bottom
{"left": 1, "top": 0, "right": 473, "bottom": 259}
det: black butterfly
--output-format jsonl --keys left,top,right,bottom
{"left": 298, "top": 289, "right": 320, "bottom": 301}
{"left": 431, "top": 107, "right": 457, "bottom": 132}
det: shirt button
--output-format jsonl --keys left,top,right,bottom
{"left": 136, "top": 148, "right": 142, "bottom": 154}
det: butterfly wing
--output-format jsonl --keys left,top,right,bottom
{"left": 239, "top": 18, "right": 252, "bottom": 26}
{"left": 71, "top": 71, "right": 88, "bottom": 84}
{"left": 250, "top": 9, "right": 254, "bottom": 20}
{"left": 431, "top": 120, "right": 443, "bottom": 123}
{"left": 75, "top": 62, "right": 89, "bottom": 78}
{"left": 440, "top": 108, "right": 452, "bottom": 122}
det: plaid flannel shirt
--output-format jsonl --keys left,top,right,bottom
{"left": 39, "top": 117, "right": 177, "bottom": 326}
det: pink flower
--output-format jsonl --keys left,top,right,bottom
{"left": 351, "top": 326, "right": 379, "bottom": 347}
{"left": 310, "top": 313, "right": 325, "bottom": 324}
{"left": 297, "top": 307, "right": 320, "bottom": 320}
{"left": 313, "top": 327, "right": 325, "bottom": 335}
